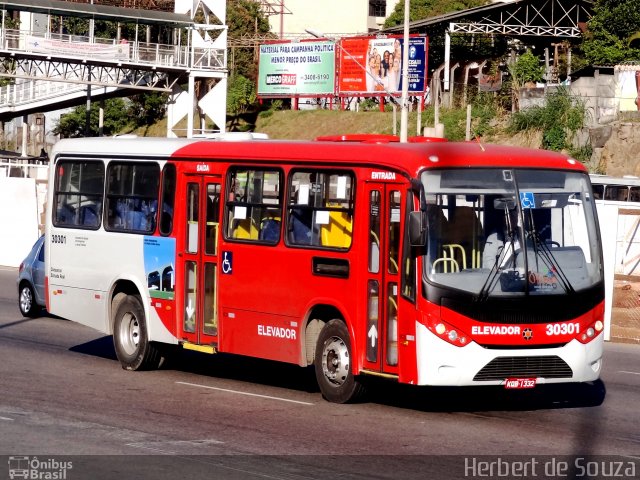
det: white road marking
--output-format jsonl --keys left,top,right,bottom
{"left": 618, "top": 370, "right": 640, "bottom": 376}
{"left": 176, "top": 381, "right": 314, "bottom": 405}
{"left": 0, "top": 416, "right": 14, "bottom": 421}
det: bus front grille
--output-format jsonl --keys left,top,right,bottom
{"left": 473, "top": 355, "right": 573, "bottom": 381}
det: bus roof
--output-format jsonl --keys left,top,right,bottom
{"left": 589, "top": 174, "right": 640, "bottom": 186}
{"left": 51, "top": 136, "right": 587, "bottom": 178}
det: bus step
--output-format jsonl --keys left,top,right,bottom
{"left": 360, "top": 370, "right": 398, "bottom": 380}
{"left": 182, "top": 342, "right": 217, "bottom": 354}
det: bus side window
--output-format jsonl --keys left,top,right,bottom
{"left": 160, "top": 164, "right": 176, "bottom": 236}
{"left": 53, "top": 161, "right": 104, "bottom": 229}
{"left": 287, "top": 171, "right": 354, "bottom": 249}
{"left": 591, "top": 184, "right": 604, "bottom": 200}
{"left": 604, "top": 185, "right": 628, "bottom": 201}
{"left": 225, "top": 168, "right": 282, "bottom": 244}
{"left": 106, "top": 162, "right": 160, "bottom": 234}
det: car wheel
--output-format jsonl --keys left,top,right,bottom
{"left": 18, "top": 282, "right": 38, "bottom": 317}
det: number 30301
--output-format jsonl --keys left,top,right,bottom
{"left": 546, "top": 323, "right": 580, "bottom": 335}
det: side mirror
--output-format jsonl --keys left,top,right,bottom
{"left": 493, "top": 197, "right": 516, "bottom": 210}
{"left": 409, "top": 211, "right": 427, "bottom": 246}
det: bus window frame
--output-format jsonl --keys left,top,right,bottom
{"left": 223, "top": 165, "right": 284, "bottom": 245}
{"left": 104, "top": 160, "right": 161, "bottom": 235}
{"left": 285, "top": 168, "right": 356, "bottom": 251}
{"left": 52, "top": 158, "right": 105, "bottom": 231}
{"left": 159, "top": 163, "right": 176, "bottom": 237}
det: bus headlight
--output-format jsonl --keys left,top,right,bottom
{"left": 427, "top": 318, "right": 468, "bottom": 347}
{"left": 577, "top": 319, "right": 604, "bottom": 344}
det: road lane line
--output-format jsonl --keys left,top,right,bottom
{"left": 618, "top": 371, "right": 640, "bottom": 376}
{"left": 0, "top": 416, "right": 14, "bottom": 421}
{"left": 176, "top": 381, "right": 314, "bottom": 405}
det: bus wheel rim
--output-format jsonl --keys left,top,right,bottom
{"left": 321, "top": 336, "right": 349, "bottom": 386}
{"left": 120, "top": 312, "right": 140, "bottom": 355}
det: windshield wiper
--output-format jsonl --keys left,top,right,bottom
{"left": 524, "top": 210, "right": 575, "bottom": 294}
{"left": 477, "top": 217, "right": 519, "bottom": 302}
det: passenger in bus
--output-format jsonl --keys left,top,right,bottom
{"left": 482, "top": 203, "right": 521, "bottom": 269}
{"left": 79, "top": 204, "right": 99, "bottom": 227}
{"left": 290, "top": 209, "right": 313, "bottom": 244}
{"left": 259, "top": 216, "right": 280, "bottom": 242}
{"left": 57, "top": 203, "right": 76, "bottom": 224}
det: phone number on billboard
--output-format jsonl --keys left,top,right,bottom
{"left": 303, "top": 74, "right": 330, "bottom": 81}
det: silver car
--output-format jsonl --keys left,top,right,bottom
{"left": 17, "top": 235, "right": 46, "bottom": 317}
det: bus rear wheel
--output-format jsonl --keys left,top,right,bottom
{"left": 314, "top": 319, "right": 365, "bottom": 403}
{"left": 112, "top": 295, "right": 162, "bottom": 371}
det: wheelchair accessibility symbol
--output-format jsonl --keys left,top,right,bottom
{"left": 520, "top": 191, "right": 535, "bottom": 209}
{"left": 222, "top": 251, "right": 233, "bottom": 274}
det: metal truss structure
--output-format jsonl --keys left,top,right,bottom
{"left": 3, "top": 57, "right": 182, "bottom": 93}
{"left": 64, "top": 0, "right": 176, "bottom": 12}
{"left": 449, "top": 0, "right": 592, "bottom": 38}
{"left": 255, "top": 0, "right": 291, "bottom": 17}
{"left": 0, "top": 0, "right": 228, "bottom": 137}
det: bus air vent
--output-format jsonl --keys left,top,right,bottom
{"left": 473, "top": 356, "right": 572, "bottom": 381}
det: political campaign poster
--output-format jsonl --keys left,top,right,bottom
{"left": 337, "top": 35, "right": 427, "bottom": 96}
{"left": 258, "top": 41, "right": 336, "bottom": 97}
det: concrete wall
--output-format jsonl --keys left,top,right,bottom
{"left": 570, "top": 71, "right": 617, "bottom": 127}
{"left": 0, "top": 177, "right": 40, "bottom": 267}
{"left": 268, "top": 0, "right": 401, "bottom": 36}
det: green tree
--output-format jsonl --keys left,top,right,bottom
{"left": 54, "top": 98, "right": 132, "bottom": 138}
{"left": 384, "top": 0, "right": 489, "bottom": 28}
{"left": 511, "top": 50, "right": 544, "bottom": 85}
{"left": 582, "top": 0, "right": 640, "bottom": 64}
{"left": 384, "top": 1, "right": 502, "bottom": 76}
{"left": 227, "top": 0, "right": 273, "bottom": 80}
{"left": 129, "top": 92, "right": 168, "bottom": 128}
{"left": 225, "top": 0, "right": 273, "bottom": 128}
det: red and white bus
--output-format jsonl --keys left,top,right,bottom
{"left": 45, "top": 134, "right": 605, "bottom": 403}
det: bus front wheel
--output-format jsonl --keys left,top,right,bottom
{"left": 112, "top": 295, "right": 161, "bottom": 371}
{"left": 314, "top": 319, "right": 365, "bottom": 403}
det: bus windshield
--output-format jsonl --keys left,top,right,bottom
{"left": 420, "top": 168, "right": 602, "bottom": 297}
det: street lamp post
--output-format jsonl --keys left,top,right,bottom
{"left": 399, "top": 0, "right": 410, "bottom": 143}
{"left": 308, "top": 0, "right": 411, "bottom": 141}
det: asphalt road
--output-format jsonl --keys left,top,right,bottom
{"left": 1, "top": 267, "right": 639, "bottom": 479}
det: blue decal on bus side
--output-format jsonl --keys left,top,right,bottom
{"left": 143, "top": 236, "right": 176, "bottom": 299}
{"left": 222, "top": 251, "right": 233, "bottom": 274}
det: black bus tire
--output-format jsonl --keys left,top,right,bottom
{"left": 112, "top": 295, "right": 161, "bottom": 371}
{"left": 314, "top": 319, "right": 365, "bottom": 403}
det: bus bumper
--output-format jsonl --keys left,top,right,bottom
{"left": 415, "top": 322, "right": 603, "bottom": 386}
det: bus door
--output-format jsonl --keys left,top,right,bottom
{"left": 179, "top": 175, "right": 222, "bottom": 347}
{"left": 363, "top": 182, "right": 404, "bottom": 376}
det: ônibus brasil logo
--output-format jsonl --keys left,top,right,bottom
{"left": 8, "top": 456, "right": 73, "bottom": 479}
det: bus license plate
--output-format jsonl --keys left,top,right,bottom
{"left": 504, "top": 378, "right": 536, "bottom": 389}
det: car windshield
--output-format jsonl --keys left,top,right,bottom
{"left": 420, "top": 168, "right": 602, "bottom": 297}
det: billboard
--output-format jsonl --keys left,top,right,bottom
{"left": 258, "top": 41, "right": 336, "bottom": 97}
{"left": 337, "top": 35, "right": 427, "bottom": 95}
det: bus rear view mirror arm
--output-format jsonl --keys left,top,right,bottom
{"left": 409, "top": 211, "right": 427, "bottom": 246}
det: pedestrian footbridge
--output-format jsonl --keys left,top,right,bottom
{"left": 0, "top": 0, "right": 228, "bottom": 136}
